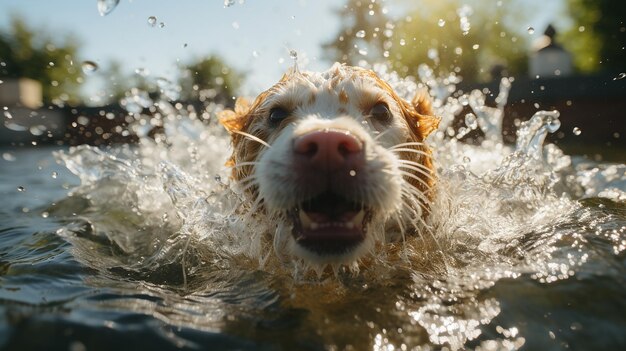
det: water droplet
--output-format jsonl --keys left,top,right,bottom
{"left": 81, "top": 60, "right": 98, "bottom": 75}
{"left": 51, "top": 171, "right": 58, "bottom": 179}
{"left": 399, "top": 38, "right": 406, "bottom": 46}
{"left": 120, "top": 88, "right": 153, "bottom": 113}
{"left": 356, "top": 30, "right": 366, "bottom": 38}
{"left": 289, "top": 50, "right": 298, "bottom": 60}
{"left": 17, "top": 186, "right": 25, "bottom": 192}
{"left": 358, "top": 48, "right": 368, "bottom": 56}
{"left": 224, "top": 0, "right": 235, "bottom": 7}
{"left": 573, "top": 127, "right": 581, "bottom": 135}
{"left": 2, "top": 152, "right": 16, "bottom": 161}
{"left": 97, "top": 0, "right": 119, "bottom": 16}
{"left": 472, "top": 44, "right": 480, "bottom": 50}
{"left": 159, "top": 22, "right": 165, "bottom": 28}
{"left": 349, "top": 170, "right": 357, "bottom": 176}
{"left": 183, "top": 43, "right": 188, "bottom": 48}
{"left": 613, "top": 72, "right": 626, "bottom": 80}
{"left": 438, "top": 19, "right": 446, "bottom": 27}
{"left": 463, "top": 156, "right": 471, "bottom": 164}
{"left": 464, "top": 113, "right": 478, "bottom": 129}
{"left": 29, "top": 125, "right": 47, "bottom": 136}
{"left": 4, "top": 120, "right": 27, "bottom": 132}
{"left": 4, "top": 110, "right": 13, "bottom": 119}
{"left": 134, "top": 68, "right": 149, "bottom": 76}
{"left": 457, "top": 5, "right": 472, "bottom": 35}
{"left": 252, "top": 50, "right": 260, "bottom": 58}
{"left": 527, "top": 26, "right": 535, "bottom": 34}
{"left": 147, "top": 16, "right": 157, "bottom": 27}
{"left": 427, "top": 48, "right": 439, "bottom": 61}
{"left": 156, "top": 77, "right": 181, "bottom": 101}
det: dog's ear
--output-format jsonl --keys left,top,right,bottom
{"left": 410, "top": 90, "right": 439, "bottom": 139}
{"left": 217, "top": 97, "right": 251, "bottom": 133}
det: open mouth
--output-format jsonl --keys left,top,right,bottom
{"left": 290, "top": 192, "right": 372, "bottom": 255}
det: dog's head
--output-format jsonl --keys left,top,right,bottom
{"left": 219, "top": 64, "right": 439, "bottom": 266}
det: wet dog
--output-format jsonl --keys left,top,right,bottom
{"left": 218, "top": 64, "right": 439, "bottom": 266}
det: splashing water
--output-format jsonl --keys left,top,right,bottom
{"left": 37, "top": 63, "right": 626, "bottom": 350}
{"left": 457, "top": 5, "right": 472, "bottom": 35}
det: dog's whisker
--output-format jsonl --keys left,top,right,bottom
{"left": 399, "top": 195, "right": 428, "bottom": 221}
{"left": 389, "top": 141, "right": 426, "bottom": 149}
{"left": 400, "top": 188, "right": 429, "bottom": 209}
{"left": 400, "top": 188, "right": 431, "bottom": 214}
{"left": 397, "top": 159, "right": 433, "bottom": 171}
{"left": 398, "top": 170, "right": 432, "bottom": 190}
{"left": 233, "top": 130, "right": 271, "bottom": 148}
{"left": 390, "top": 212, "right": 409, "bottom": 261}
{"left": 373, "top": 128, "right": 394, "bottom": 141}
{"left": 239, "top": 179, "right": 260, "bottom": 193}
{"left": 389, "top": 148, "right": 432, "bottom": 158}
{"left": 225, "top": 161, "right": 261, "bottom": 170}
{"left": 398, "top": 164, "right": 436, "bottom": 181}
{"left": 235, "top": 176, "right": 258, "bottom": 188}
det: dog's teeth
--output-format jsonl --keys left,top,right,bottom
{"left": 299, "top": 210, "right": 313, "bottom": 228}
{"left": 352, "top": 210, "right": 365, "bottom": 228}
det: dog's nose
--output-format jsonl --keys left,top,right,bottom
{"left": 293, "top": 130, "right": 363, "bottom": 170}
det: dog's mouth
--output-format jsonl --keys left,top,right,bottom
{"left": 290, "top": 192, "right": 372, "bottom": 256}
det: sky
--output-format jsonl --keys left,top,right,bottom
{"left": 0, "top": 0, "right": 566, "bottom": 101}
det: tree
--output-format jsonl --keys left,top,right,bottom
{"left": 322, "top": 0, "right": 530, "bottom": 82}
{"left": 178, "top": 56, "right": 243, "bottom": 104}
{"left": 322, "top": 0, "right": 390, "bottom": 65}
{"left": 0, "top": 16, "right": 83, "bottom": 104}
{"left": 98, "top": 60, "right": 155, "bottom": 103}
{"left": 388, "top": 0, "right": 529, "bottom": 82}
{"left": 561, "top": 0, "right": 626, "bottom": 73}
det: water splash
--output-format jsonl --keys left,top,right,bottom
{"left": 52, "top": 63, "right": 626, "bottom": 350}
{"left": 457, "top": 5, "right": 473, "bottom": 35}
{"left": 156, "top": 77, "right": 181, "bottom": 101}
{"left": 515, "top": 110, "right": 560, "bottom": 159}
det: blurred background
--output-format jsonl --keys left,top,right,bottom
{"left": 0, "top": 0, "right": 624, "bottom": 159}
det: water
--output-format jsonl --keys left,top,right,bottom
{"left": 1, "top": 67, "right": 625, "bottom": 350}
{"left": 97, "top": 0, "right": 120, "bottom": 16}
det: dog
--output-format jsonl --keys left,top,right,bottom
{"left": 218, "top": 64, "right": 439, "bottom": 267}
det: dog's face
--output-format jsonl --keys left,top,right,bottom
{"left": 219, "top": 64, "right": 439, "bottom": 266}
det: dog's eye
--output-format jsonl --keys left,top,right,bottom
{"left": 369, "top": 103, "right": 393, "bottom": 123}
{"left": 268, "top": 107, "right": 289, "bottom": 126}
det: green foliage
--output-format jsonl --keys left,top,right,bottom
{"left": 322, "top": 0, "right": 530, "bottom": 82}
{"left": 179, "top": 56, "right": 243, "bottom": 104}
{"left": 322, "top": 0, "right": 390, "bottom": 65}
{"left": 389, "top": 1, "right": 528, "bottom": 82}
{"left": 98, "top": 56, "right": 242, "bottom": 105}
{"left": 99, "top": 60, "right": 154, "bottom": 103}
{"left": 0, "top": 16, "right": 83, "bottom": 104}
{"left": 561, "top": 0, "right": 626, "bottom": 73}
